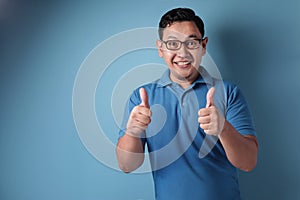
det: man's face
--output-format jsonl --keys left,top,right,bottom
{"left": 156, "top": 21, "right": 208, "bottom": 85}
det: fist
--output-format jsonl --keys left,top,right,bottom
{"left": 198, "top": 87, "right": 225, "bottom": 136}
{"left": 126, "top": 88, "right": 152, "bottom": 137}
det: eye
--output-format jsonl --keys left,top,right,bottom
{"left": 186, "top": 40, "right": 197, "bottom": 47}
{"left": 167, "top": 40, "right": 180, "bottom": 49}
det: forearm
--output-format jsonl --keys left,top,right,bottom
{"left": 219, "top": 121, "right": 258, "bottom": 172}
{"left": 116, "top": 133, "right": 145, "bottom": 173}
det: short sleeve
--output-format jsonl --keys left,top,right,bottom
{"left": 226, "top": 85, "right": 257, "bottom": 137}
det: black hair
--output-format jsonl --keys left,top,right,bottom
{"left": 158, "top": 8, "right": 205, "bottom": 39}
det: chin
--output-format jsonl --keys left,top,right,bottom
{"left": 174, "top": 70, "right": 197, "bottom": 81}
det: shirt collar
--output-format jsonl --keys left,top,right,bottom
{"left": 156, "top": 69, "right": 173, "bottom": 87}
{"left": 157, "top": 66, "right": 214, "bottom": 88}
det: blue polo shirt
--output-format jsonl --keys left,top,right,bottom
{"left": 119, "top": 68, "right": 256, "bottom": 200}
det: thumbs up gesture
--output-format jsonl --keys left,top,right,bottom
{"left": 198, "top": 87, "right": 225, "bottom": 136}
{"left": 139, "top": 87, "right": 150, "bottom": 108}
{"left": 126, "top": 88, "right": 152, "bottom": 137}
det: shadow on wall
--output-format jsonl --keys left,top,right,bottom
{"left": 215, "top": 22, "right": 297, "bottom": 199}
{"left": 216, "top": 22, "right": 264, "bottom": 84}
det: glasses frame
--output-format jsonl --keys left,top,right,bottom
{"left": 161, "top": 38, "right": 204, "bottom": 51}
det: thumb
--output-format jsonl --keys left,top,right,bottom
{"left": 206, "top": 87, "right": 215, "bottom": 108}
{"left": 139, "top": 88, "right": 149, "bottom": 108}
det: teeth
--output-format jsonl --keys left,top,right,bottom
{"left": 176, "top": 61, "right": 190, "bottom": 65}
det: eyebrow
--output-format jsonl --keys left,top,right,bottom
{"left": 166, "top": 36, "right": 178, "bottom": 39}
{"left": 188, "top": 34, "right": 199, "bottom": 38}
{"left": 166, "top": 34, "right": 200, "bottom": 40}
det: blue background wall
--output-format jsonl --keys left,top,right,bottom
{"left": 1, "top": 0, "right": 300, "bottom": 199}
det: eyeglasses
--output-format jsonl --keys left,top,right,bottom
{"left": 161, "top": 38, "right": 204, "bottom": 50}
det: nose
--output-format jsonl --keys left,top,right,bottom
{"left": 176, "top": 44, "right": 189, "bottom": 58}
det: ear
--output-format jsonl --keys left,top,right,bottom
{"left": 156, "top": 40, "right": 163, "bottom": 57}
{"left": 201, "top": 37, "right": 208, "bottom": 56}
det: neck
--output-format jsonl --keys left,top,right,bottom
{"left": 170, "top": 71, "right": 199, "bottom": 89}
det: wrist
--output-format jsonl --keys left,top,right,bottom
{"left": 219, "top": 120, "right": 230, "bottom": 139}
{"left": 125, "top": 128, "right": 145, "bottom": 139}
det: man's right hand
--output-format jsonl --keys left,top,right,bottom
{"left": 126, "top": 88, "right": 152, "bottom": 137}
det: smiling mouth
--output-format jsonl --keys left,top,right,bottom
{"left": 174, "top": 61, "right": 191, "bottom": 68}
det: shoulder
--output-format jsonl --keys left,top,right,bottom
{"left": 200, "top": 67, "right": 238, "bottom": 93}
{"left": 129, "top": 79, "right": 160, "bottom": 101}
{"left": 213, "top": 79, "right": 237, "bottom": 91}
{"left": 218, "top": 80, "right": 250, "bottom": 110}
{"left": 133, "top": 78, "right": 164, "bottom": 94}
{"left": 212, "top": 79, "right": 241, "bottom": 97}
{"left": 210, "top": 78, "right": 249, "bottom": 109}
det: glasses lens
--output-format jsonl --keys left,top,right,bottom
{"left": 166, "top": 40, "right": 180, "bottom": 50}
{"left": 186, "top": 40, "right": 200, "bottom": 49}
{"left": 164, "top": 39, "right": 202, "bottom": 50}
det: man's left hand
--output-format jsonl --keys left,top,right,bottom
{"left": 198, "top": 87, "right": 225, "bottom": 137}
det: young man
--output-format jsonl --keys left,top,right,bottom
{"left": 116, "top": 8, "right": 258, "bottom": 200}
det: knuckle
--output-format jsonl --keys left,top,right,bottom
{"left": 147, "top": 117, "right": 151, "bottom": 124}
{"left": 198, "top": 109, "right": 202, "bottom": 115}
{"left": 199, "top": 108, "right": 205, "bottom": 115}
{"left": 131, "top": 113, "right": 138, "bottom": 119}
{"left": 132, "top": 106, "right": 140, "bottom": 114}
{"left": 200, "top": 124, "right": 205, "bottom": 129}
